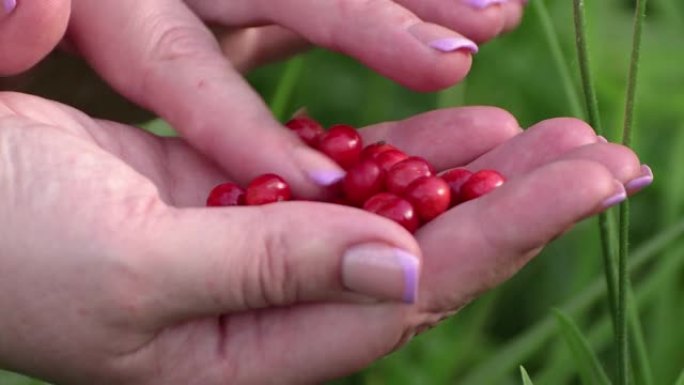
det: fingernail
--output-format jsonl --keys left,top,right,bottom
{"left": 597, "top": 135, "right": 609, "bottom": 143}
{"left": 3, "top": 0, "right": 16, "bottom": 14}
{"left": 408, "top": 23, "right": 479, "bottom": 54}
{"left": 625, "top": 164, "right": 653, "bottom": 193}
{"left": 309, "top": 170, "right": 346, "bottom": 187}
{"left": 464, "top": 0, "right": 507, "bottom": 9}
{"left": 342, "top": 243, "right": 420, "bottom": 304}
{"left": 428, "top": 37, "right": 479, "bottom": 54}
{"left": 601, "top": 180, "right": 627, "bottom": 209}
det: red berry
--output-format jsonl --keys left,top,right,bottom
{"left": 317, "top": 125, "right": 363, "bottom": 169}
{"left": 363, "top": 193, "right": 419, "bottom": 233}
{"left": 206, "top": 183, "right": 245, "bottom": 207}
{"left": 459, "top": 170, "right": 506, "bottom": 202}
{"left": 373, "top": 149, "right": 409, "bottom": 173}
{"left": 343, "top": 159, "right": 385, "bottom": 206}
{"left": 245, "top": 174, "right": 292, "bottom": 205}
{"left": 440, "top": 168, "right": 474, "bottom": 207}
{"left": 386, "top": 157, "right": 434, "bottom": 195}
{"left": 361, "top": 141, "right": 398, "bottom": 160}
{"left": 285, "top": 117, "right": 325, "bottom": 147}
{"left": 403, "top": 176, "right": 451, "bottom": 222}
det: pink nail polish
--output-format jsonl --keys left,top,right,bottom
{"left": 2, "top": 0, "right": 16, "bottom": 14}
{"left": 342, "top": 244, "right": 420, "bottom": 304}
{"left": 601, "top": 181, "right": 627, "bottom": 209}
{"left": 309, "top": 170, "right": 346, "bottom": 187}
{"left": 428, "top": 37, "right": 479, "bottom": 54}
{"left": 625, "top": 165, "right": 653, "bottom": 193}
{"left": 465, "top": 0, "right": 507, "bottom": 9}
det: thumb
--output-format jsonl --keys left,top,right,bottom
{"left": 0, "top": 0, "right": 71, "bottom": 76}
{"left": 135, "top": 202, "right": 421, "bottom": 324}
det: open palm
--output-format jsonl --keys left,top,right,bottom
{"left": 0, "top": 92, "right": 644, "bottom": 385}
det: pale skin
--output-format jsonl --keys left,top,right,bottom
{"left": 0, "top": 1, "right": 649, "bottom": 384}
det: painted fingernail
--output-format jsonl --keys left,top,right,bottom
{"left": 625, "top": 164, "right": 653, "bottom": 193}
{"left": 342, "top": 243, "right": 420, "bottom": 304}
{"left": 465, "top": 0, "right": 507, "bottom": 9}
{"left": 597, "top": 135, "right": 609, "bottom": 143}
{"left": 3, "top": 0, "right": 16, "bottom": 14}
{"left": 428, "top": 37, "right": 479, "bottom": 54}
{"left": 309, "top": 170, "right": 346, "bottom": 187}
{"left": 601, "top": 180, "right": 627, "bottom": 209}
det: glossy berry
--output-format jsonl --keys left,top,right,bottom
{"left": 373, "top": 149, "right": 409, "bottom": 173}
{"left": 361, "top": 141, "right": 398, "bottom": 160}
{"left": 403, "top": 176, "right": 451, "bottom": 222}
{"left": 459, "top": 170, "right": 506, "bottom": 202}
{"left": 440, "top": 168, "right": 474, "bottom": 206}
{"left": 206, "top": 183, "right": 245, "bottom": 207}
{"left": 343, "top": 159, "right": 385, "bottom": 206}
{"left": 386, "top": 157, "right": 434, "bottom": 195}
{"left": 317, "top": 124, "right": 363, "bottom": 169}
{"left": 285, "top": 117, "right": 325, "bottom": 147}
{"left": 245, "top": 174, "right": 292, "bottom": 205}
{"left": 363, "top": 193, "right": 419, "bottom": 233}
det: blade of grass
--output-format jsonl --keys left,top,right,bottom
{"left": 460, "top": 218, "right": 684, "bottom": 384}
{"left": 269, "top": 56, "right": 306, "bottom": 122}
{"left": 626, "top": 287, "right": 654, "bottom": 385}
{"left": 553, "top": 310, "right": 612, "bottom": 385}
{"left": 617, "top": 0, "right": 649, "bottom": 383}
{"left": 532, "top": 0, "right": 583, "bottom": 118}
{"left": 572, "top": 0, "right": 619, "bottom": 336}
{"left": 520, "top": 366, "right": 535, "bottom": 385}
{"left": 675, "top": 368, "right": 684, "bottom": 385}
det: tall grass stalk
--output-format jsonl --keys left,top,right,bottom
{"left": 617, "top": 0, "right": 649, "bottom": 383}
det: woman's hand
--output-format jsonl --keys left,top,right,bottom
{"left": 0, "top": 92, "right": 649, "bottom": 384}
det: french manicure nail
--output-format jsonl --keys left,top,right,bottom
{"left": 342, "top": 243, "right": 420, "bottom": 303}
{"left": 625, "top": 164, "right": 653, "bottom": 193}
{"left": 597, "top": 135, "right": 609, "bottom": 143}
{"left": 3, "top": 0, "right": 16, "bottom": 14}
{"left": 601, "top": 180, "right": 627, "bottom": 209}
{"left": 309, "top": 170, "right": 346, "bottom": 187}
{"left": 428, "top": 37, "right": 479, "bottom": 54}
{"left": 465, "top": 0, "right": 507, "bottom": 9}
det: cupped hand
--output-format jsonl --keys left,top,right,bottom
{"left": 0, "top": 92, "right": 649, "bottom": 384}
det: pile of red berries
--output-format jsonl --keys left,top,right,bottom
{"left": 206, "top": 116, "right": 506, "bottom": 233}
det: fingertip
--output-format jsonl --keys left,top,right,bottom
{"left": 0, "top": 0, "right": 71, "bottom": 75}
{"left": 501, "top": 1, "right": 525, "bottom": 34}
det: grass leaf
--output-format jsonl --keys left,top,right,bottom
{"left": 520, "top": 366, "right": 535, "bottom": 385}
{"left": 553, "top": 310, "right": 612, "bottom": 385}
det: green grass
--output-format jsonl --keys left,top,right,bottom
{"left": 3, "top": 0, "right": 683, "bottom": 384}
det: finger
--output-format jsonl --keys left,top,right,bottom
{"left": 218, "top": 26, "right": 310, "bottom": 73}
{"left": 555, "top": 142, "right": 643, "bottom": 185}
{"left": 468, "top": 117, "right": 601, "bottom": 178}
{"left": 415, "top": 159, "right": 626, "bottom": 311}
{"left": 135, "top": 203, "right": 422, "bottom": 324}
{"left": 360, "top": 106, "right": 521, "bottom": 170}
{"left": 190, "top": 0, "right": 477, "bottom": 92}
{"left": 393, "top": 0, "right": 507, "bottom": 43}
{"left": 91, "top": 108, "right": 520, "bottom": 207}
{"left": 0, "top": 0, "right": 71, "bottom": 75}
{"left": 70, "top": 0, "right": 345, "bottom": 200}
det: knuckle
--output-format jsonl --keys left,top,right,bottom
{"left": 145, "top": 18, "right": 217, "bottom": 63}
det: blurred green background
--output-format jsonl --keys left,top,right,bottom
{"left": 2, "top": 0, "right": 683, "bottom": 384}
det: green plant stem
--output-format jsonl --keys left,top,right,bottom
{"left": 572, "top": 0, "right": 619, "bottom": 334}
{"left": 270, "top": 56, "right": 306, "bottom": 122}
{"left": 460, "top": 219, "right": 684, "bottom": 384}
{"left": 617, "top": 0, "right": 649, "bottom": 383}
{"left": 532, "top": 0, "right": 583, "bottom": 118}
{"left": 627, "top": 287, "right": 654, "bottom": 385}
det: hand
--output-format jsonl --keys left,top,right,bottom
{"left": 0, "top": 92, "right": 649, "bottom": 384}
{"left": 60, "top": 0, "right": 528, "bottom": 201}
